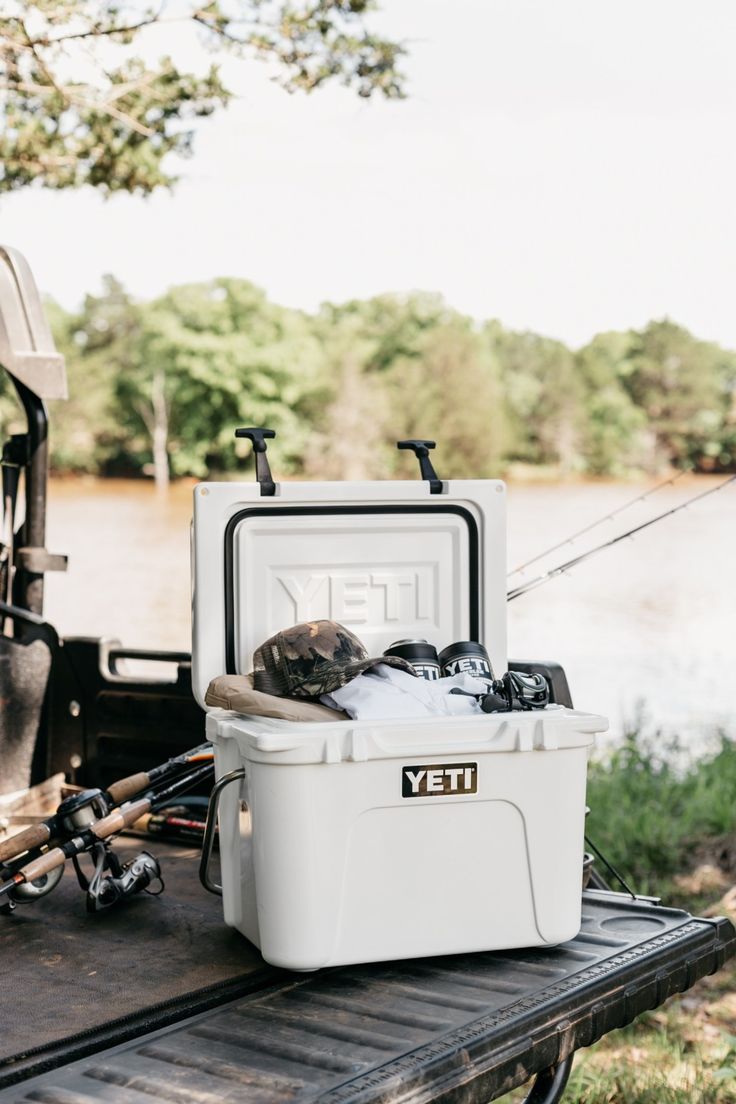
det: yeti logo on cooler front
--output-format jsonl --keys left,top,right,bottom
{"left": 401, "top": 762, "right": 477, "bottom": 798}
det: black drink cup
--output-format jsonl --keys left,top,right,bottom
{"left": 439, "top": 641, "right": 494, "bottom": 680}
{"left": 383, "top": 639, "right": 441, "bottom": 681}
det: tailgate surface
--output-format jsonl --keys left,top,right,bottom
{"left": 3, "top": 893, "right": 733, "bottom": 1102}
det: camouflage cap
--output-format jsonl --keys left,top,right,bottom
{"left": 252, "top": 620, "right": 417, "bottom": 699}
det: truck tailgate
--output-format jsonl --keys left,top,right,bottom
{"left": 3, "top": 889, "right": 733, "bottom": 1103}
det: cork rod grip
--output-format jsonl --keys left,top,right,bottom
{"left": 106, "top": 772, "right": 150, "bottom": 805}
{"left": 91, "top": 798, "right": 151, "bottom": 840}
{"left": 19, "top": 847, "right": 67, "bottom": 883}
{"left": 0, "top": 824, "right": 51, "bottom": 864}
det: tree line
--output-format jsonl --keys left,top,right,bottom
{"left": 2, "top": 276, "right": 735, "bottom": 485}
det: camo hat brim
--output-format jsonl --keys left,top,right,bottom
{"left": 252, "top": 619, "right": 417, "bottom": 698}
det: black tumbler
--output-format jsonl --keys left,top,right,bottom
{"left": 438, "top": 641, "right": 494, "bottom": 680}
{"left": 383, "top": 639, "right": 441, "bottom": 681}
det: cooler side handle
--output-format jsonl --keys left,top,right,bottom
{"left": 199, "top": 767, "right": 245, "bottom": 895}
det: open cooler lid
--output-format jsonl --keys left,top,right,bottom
{"left": 191, "top": 478, "right": 506, "bottom": 708}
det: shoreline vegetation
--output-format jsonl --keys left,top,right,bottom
{"left": 2, "top": 279, "right": 736, "bottom": 489}
{"left": 523, "top": 728, "right": 736, "bottom": 1104}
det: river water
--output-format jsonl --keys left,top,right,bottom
{"left": 43, "top": 476, "right": 736, "bottom": 748}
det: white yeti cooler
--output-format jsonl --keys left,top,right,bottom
{"left": 191, "top": 472, "right": 607, "bottom": 971}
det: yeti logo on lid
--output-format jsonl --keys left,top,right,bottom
{"left": 402, "top": 762, "right": 478, "bottom": 798}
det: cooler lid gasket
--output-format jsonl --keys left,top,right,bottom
{"left": 223, "top": 503, "right": 480, "bottom": 675}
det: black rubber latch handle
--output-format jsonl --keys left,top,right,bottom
{"left": 397, "top": 439, "right": 443, "bottom": 493}
{"left": 235, "top": 427, "right": 276, "bottom": 496}
{"left": 1, "top": 433, "right": 30, "bottom": 467}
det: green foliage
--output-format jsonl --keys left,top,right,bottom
{"left": 8, "top": 275, "right": 736, "bottom": 483}
{"left": 385, "top": 318, "right": 507, "bottom": 478}
{"left": 47, "top": 277, "right": 140, "bottom": 472}
{"left": 48, "top": 276, "right": 328, "bottom": 481}
{"left": 586, "top": 724, "right": 736, "bottom": 900}
{"left": 0, "top": 1, "right": 406, "bottom": 196}
{"left": 504, "top": 723, "right": 736, "bottom": 1104}
{"left": 489, "top": 322, "right": 586, "bottom": 473}
{"left": 306, "top": 295, "right": 506, "bottom": 480}
{"left": 575, "top": 331, "right": 648, "bottom": 475}
{"left": 565, "top": 1031, "right": 736, "bottom": 1104}
{"left": 620, "top": 320, "right": 736, "bottom": 471}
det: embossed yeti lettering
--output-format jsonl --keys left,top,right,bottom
{"left": 277, "top": 570, "right": 432, "bottom": 624}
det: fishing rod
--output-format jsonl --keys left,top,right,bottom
{"left": 0, "top": 760, "right": 214, "bottom": 911}
{"left": 508, "top": 470, "right": 687, "bottom": 578}
{"left": 0, "top": 748, "right": 214, "bottom": 913}
{"left": 0, "top": 742, "right": 213, "bottom": 865}
{"left": 507, "top": 473, "right": 736, "bottom": 602}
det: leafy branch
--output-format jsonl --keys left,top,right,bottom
{"left": 0, "top": 1, "right": 406, "bottom": 195}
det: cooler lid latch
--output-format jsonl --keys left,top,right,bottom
{"left": 235, "top": 427, "right": 276, "bottom": 496}
{"left": 397, "top": 439, "right": 443, "bottom": 493}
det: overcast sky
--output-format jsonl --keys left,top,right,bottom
{"left": 2, "top": 0, "right": 735, "bottom": 348}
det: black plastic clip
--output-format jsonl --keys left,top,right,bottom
{"left": 1, "top": 434, "right": 30, "bottom": 468}
{"left": 235, "top": 427, "right": 276, "bottom": 496}
{"left": 397, "top": 440, "right": 443, "bottom": 493}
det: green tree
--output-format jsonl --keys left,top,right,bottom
{"left": 302, "top": 306, "right": 393, "bottom": 480}
{"left": 487, "top": 322, "right": 586, "bottom": 474}
{"left": 0, "top": 1, "right": 406, "bottom": 196}
{"left": 41, "top": 282, "right": 736, "bottom": 482}
{"left": 47, "top": 277, "right": 140, "bottom": 474}
{"left": 575, "top": 331, "right": 647, "bottom": 476}
{"left": 114, "top": 278, "right": 329, "bottom": 485}
{"left": 619, "top": 319, "right": 736, "bottom": 471}
{"left": 386, "top": 319, "right": 507, "bottom": 479}
{"left": 308, "top": 295, "right": 507, "bottom": 480}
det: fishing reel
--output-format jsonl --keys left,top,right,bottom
{"left": 72, "top": 845, "right": 163, "bottom": 913}
{"left": 0, "top": 741, "right": 213, "bottom": 916}
{"left": 0, "top": 863, "right": 65, "bottom": 912}
{"left": 1, "top": 788, "right": 162, "bottom": 914}
{"left": 58, "top": 789, "right": 111, "bottom": 831}
{"left": 480, "top": 671, "right": 549, "bottom": 713}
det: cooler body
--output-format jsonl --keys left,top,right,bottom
{"left": 208, "top": 707, "right": 605, "bottom": 971}
{"left": 192, "top": 474, "right": 608, "bottom": 969}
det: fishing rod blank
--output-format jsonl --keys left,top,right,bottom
{"left": 507, "top": 473, "right": 736, "bottom": 602}
{"left": 508, "top": 471, "right": 687, "bottom": 578}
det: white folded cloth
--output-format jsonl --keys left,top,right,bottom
{"left": 321, "top": 663, "right": 493, "bottom": 720}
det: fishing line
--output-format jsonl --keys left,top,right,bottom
{"left": 508, "top": 471, "right": 687, "bottom": 577}
{"left": 507, "top": 473, "right": 736, "bottom": 602}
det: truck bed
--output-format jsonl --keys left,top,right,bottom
{"left": 2, "top": 839, "right": 733, "bottom": 1102}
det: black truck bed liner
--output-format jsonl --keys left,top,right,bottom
{"left": 4, "top": 891, "right": 733, "bottom": 1103}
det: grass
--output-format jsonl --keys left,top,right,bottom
{"left": 505, "top": 724, "right": 736, "bottom": 1103}
{"left": 586, "top": 721, "right": 736, "bottom": 907}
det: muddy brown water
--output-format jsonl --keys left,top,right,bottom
{"left": 43, "top": 476, "right": 736, "bottom": 747}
